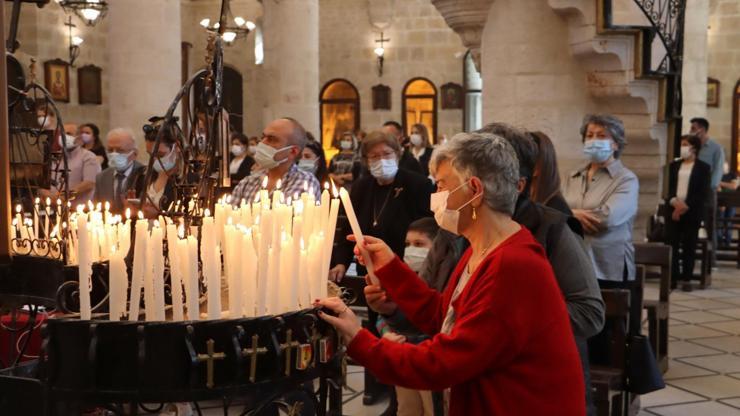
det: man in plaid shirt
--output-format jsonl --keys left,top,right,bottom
{"left": 232, "top": 118, "right": 321, "bottom": 204}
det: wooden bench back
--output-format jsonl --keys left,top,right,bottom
{"left": 634, "top": 243, "right": 672, "bottom": 303}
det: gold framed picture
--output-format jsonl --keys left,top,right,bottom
{"left": 44, "top": 59, "right": 70, "bottom": 103}
{"left": 707, "top": 77, "right": 720, "bottom": 108}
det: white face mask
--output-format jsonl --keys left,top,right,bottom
{"left": 153, "top": 146, "right": 177, "bottom": 173}
{"left": 231, "top": 144, "right": 246, "bottom": 157}
{"left": 409, "top": 134, "right": 423, "bottom": 147}
{"left": 254, "top": 142, "right": 294, "bottom": 170}
{"left": 369, "top": 158, "right": 398, "bottom": 181}
{"left": 403, "top": 246, "right": 429, "bottom": 273}
{"left": 298, "top": 158, "right": 318, "bottom": 174}
{"left": 248, "top": 145, "right": 258, "bottom": 155}
{"left": 724, "top": 162, "right": 730, "bottom": 175}
{"left": 108, "top": 151, "right": 134, "bottom": 172}
{"left": 430, "top": 180, "right": 478, "bottom": 235}
{"left": 38, "top": 116, "right": 54, "bottom": 129}
{"left": 340, "top": 141, "right": 353, "bottom": 151}
{"left": 680, "top": 145, "right": 692, "bottom": 160}
{"left": 61, "top": 134, "right": 78, "bottom": 150}
{"left": 80, "top": 133, "right": 94, "bottom": 145}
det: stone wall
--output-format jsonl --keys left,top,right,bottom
{"left": 707, "top": 0, "right": 740, "bottom": 158}
{"left": 319, "top": 0, "right": 466, "bottom": 143}
{"left": 4, "top": 2, "right": 110, "bottom": 133}
{"left": 480, "top": 0, "right": 598, "bottom": 176}
{"left": 682, "top": 0, "right": 710, "bottom": 132}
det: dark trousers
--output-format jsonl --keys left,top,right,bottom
{"left": 576, "top": 336, "right": 596, "bottom": 416}
{"left": 667, "top": 217, "right": 701, "bottom": 282}
{"left": 704, "top": 190, "right": 718, "bottom": 265}
{"left": 719, "top": 205, "right": 736, "bottom": 245}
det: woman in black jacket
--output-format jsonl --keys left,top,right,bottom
{"left": 667, "top": 134, "right": 711, "bottom": 291}
{"left": 229, "top": 132, "right": 255, "bottom": 186}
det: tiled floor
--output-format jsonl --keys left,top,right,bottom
{"left": 639, "top": 265, "right": 740, "bottom": 416}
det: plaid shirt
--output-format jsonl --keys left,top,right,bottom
{"left": 231, "top": 164, "right": 322, "bottom": 204}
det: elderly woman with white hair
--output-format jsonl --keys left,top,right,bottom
{"left": 316, "top": 132, "right": 585, "bottom": 416}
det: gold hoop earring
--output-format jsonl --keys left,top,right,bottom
{"left": 472, "top": 206, "right": 477, "bottom": 220}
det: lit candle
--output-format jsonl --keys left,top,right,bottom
{"left": 44, "top": 197, "right": 51, "bottom": 240}
{"left": 225, "top": 219, "right": 242, "bottom": 318}
{"left": 33, "top": 198, "right": 40, "bottom": 240}
{"left": 256, "top": 209, "right": 272, "bottom": 315}
{"left": 14, "top": 205, "right": 23, "bottom": 239}
{"left": 321, "top": 185, "right": 341, "bottom": 299}
{"left": 109, "top": 244, "right": 127, "bottom": 321}
{"left": 266, "top": 240, "right": 281, "bottom": 315}
{"left": 339, "top": 187, "right": 379, "bottom": 284}
{"left": 260, "top": 176, "right": 269, "bottom": 210}
{"left": 55, "top": 198, "right": 62, "bottom": 234}
{"left": 298, "top": 239, "right": 309, "bottom": 308}
{"left": 77, "top": 214, "right": 92, "bottom": 320}
{"left": 128, "top": 211, "right": 149, "bottom": 320}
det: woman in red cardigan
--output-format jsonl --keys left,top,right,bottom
{"left": 316, "top": 132, "right": 585, "bottom": 416}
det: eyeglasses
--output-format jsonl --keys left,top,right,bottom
{"left": 366, "top": 151, "right": 396, "bottom": 163}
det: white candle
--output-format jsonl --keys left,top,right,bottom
{"left": 202, "top": 210, "right": 221, "bottom": 319}
{"left": 128, "top": 212, "right": 149, "bottom": 320}
{"left": 241, "top": 229, "right": 258, "bottom": 317}
{"left": 167, "top": 224, "right": 184, "bottom": 321}
{"left": 109, "top": 245, "right": 127, "bottom": 321}
{"left": 33, "top": 198, "right": 40, "bottom": 240}
{"left": 322, "top": 192, "right": 340, "bottom": 299}
{"left": 184, "top": 235, "right": 200, "bottom": 320}
{"left": 339, "top": 188, "right": 378, "bottom": 284}
{"left": 279, "top": 233, "right": 293, "bottom": 313}
{"left": 14, "top": 205, "right": 23, "bottom": 239}
{"left": 225, "top": 221, "right": 242, "bottom": 318}
{"left": 44, "top": 197, "right": 51, "bottom": 240}
{"left": 266, "top": 243, "right": 280, "bottom": 314}
{"left": 77, "top": 214, "right": 92, "bottom": 320}
{"left": 256, "top": 210, "right": 272, "bottom": 315}
{"left": 298, "top": 240, "right": 309, "bottom": 308}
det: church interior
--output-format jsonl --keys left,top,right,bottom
{"left": 1, "top": 0, "right": 740, "bottom": 415}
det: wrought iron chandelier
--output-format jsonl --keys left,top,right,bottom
{"left": 200, "top": 0, "right": 255, "bottom": 45}
{"left": 55, "top": 0, "right": 108, "bottom": 27}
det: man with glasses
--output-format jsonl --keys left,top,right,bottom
{"left": 232, "top": 118, "right": 321, "bottom": 204}
{"left": 94, "top": 128, "right": 145, "bottom": 214}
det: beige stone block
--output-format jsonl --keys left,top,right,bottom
{"left": 720, "top": 1, "right": 740, "bottom": 14}
{"left": 720, "top": 15, "right": 740, "bottom": 31}
{"left": 410, "top": 47, "right": 424, "bottom": 60}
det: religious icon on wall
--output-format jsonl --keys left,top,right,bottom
{"left": 78, "top": 64, "right": 103, "bottom": 105}
{"left": 44, "top": 59, "right": 70, "bottom": 103}
{"left": 441, "top": 83, "right": 463, "bottom": 110}
{"left": 707, "top": 77, "right": 720, "bottom": 108}
{"left": 372, "top": 84, "right": 391, "bottom": 110}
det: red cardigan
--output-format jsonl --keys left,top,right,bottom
{"left": 348, "top": 228, "right": 585, "bottom": 416}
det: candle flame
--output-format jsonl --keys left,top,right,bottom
{"left": 15, "top": 204, "right": 21, "bottom": 214}
{"left": 226, "top": 194, "right": 232, "bottom": 204}
{"left": 204, "top": 208, "right": 211, "bottom": 217}
{"left": 77, "top": 204, "right": 85, "bottom": 214}
{"left": 332, "top": 181, "right": 339, "bottom": 198}
{"left": 227, "top": 217, "right": 233, "bottom": 226}
{"left": 34, "top": 197, "right": 40, "bottom": 204}
{"left": 178, "top": 224, "right": 185, "bottom": 239}
{"left": 104, "top": 201, "right": 110, "bottom": 211}
{"left": 62, "top": 222, "right": 68, "bottom": 229}
{"left": 276, "top": 179, "right": 282, "bottom": 190}
{"left": 56, "top": 198, "right": 62, "bottom": 206}
{"left": 87, "top": 201, "right": 94, "bottom": 211}
{"left": 286, "top": 197, "right": 292, "bottom": 206}
{"left": 125, "top": 208, "right": 131, "bottom": 220}
{"left": 303, "top": 180, "right": 308, "bottom": 192}
{"left": 45, "top": 197, "right": 51, "bottom": 205}
{"left": 11, "top": 218, "right": 17, "bottom": 226}
{"left": 261, "top": 176, "right": 268, "bottom": 189}
{"left": 67, "top": 201, "right": 71, "bottom": 208}
{"left": 324, "top": 182, "right": 329, "bottom": 191}
{"left": 138, "top": 210, "right": 144, "bottom": 220}
{"left": 96, "top": 202, "right": 102, "bottom": 212}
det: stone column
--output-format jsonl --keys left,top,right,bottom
{"left": 431, "top": 0, "right": 493, "bottom": 71}
{"left": 108, "top": 0, "right": 181, "bottom": 152}
{"left": 261, "top": 0, "right": 319, "bottom": 135}
{"left": 681, "top": 0, "right": 710, "bottom": 132}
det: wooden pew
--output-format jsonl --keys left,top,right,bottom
{"left": 590, "top": 289, "right": 631, "bottom": 416}
{"left": 634, "top": 243, "right": 671, "bottom": 373}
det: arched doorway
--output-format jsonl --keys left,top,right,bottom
{"left": 402, "top": 77, "right": 437, "bottom": 143}
{"left": 194, "top": 66, "right": 244, "bottom": 133}
{"left": 320, "top": 79, "right": 360, "bottom": 151}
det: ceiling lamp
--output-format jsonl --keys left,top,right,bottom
{"left": 199, "top": 0, "right": 254, "bottom": 45}
{"left": 56, "top": 0, "right": 108, "bottom": 27}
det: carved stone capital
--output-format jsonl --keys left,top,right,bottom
{"left": 431, "top": 0, "right": 494, "bottom": 71}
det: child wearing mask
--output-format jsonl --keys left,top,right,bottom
{"left": 377, "top": 217, "right": 439, "bottom": 416}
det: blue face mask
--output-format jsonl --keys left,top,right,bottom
{"left": 583, "top": 139, "right": 613, "bottom": 163}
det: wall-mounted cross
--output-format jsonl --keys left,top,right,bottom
{"left": 241, "top": 334, "right": 268, "bottom": 383}
{"left": 196, "top": 339, "right": 226, "bottom": 389}
{"left": 375, "top": 32, "right": 390, "bottom": 49}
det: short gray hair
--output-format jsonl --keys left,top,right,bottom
{"left": 106, "top": 128, "right": 137, "bottom": 150}
{"left": 430, "top": 132, "right": 520, "bottom": 215}
{"left": 580, "top": 114, "right": 626, "bottom": 158}
{"left": 281, "top": 117, "right": 308, "bottom": 151}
